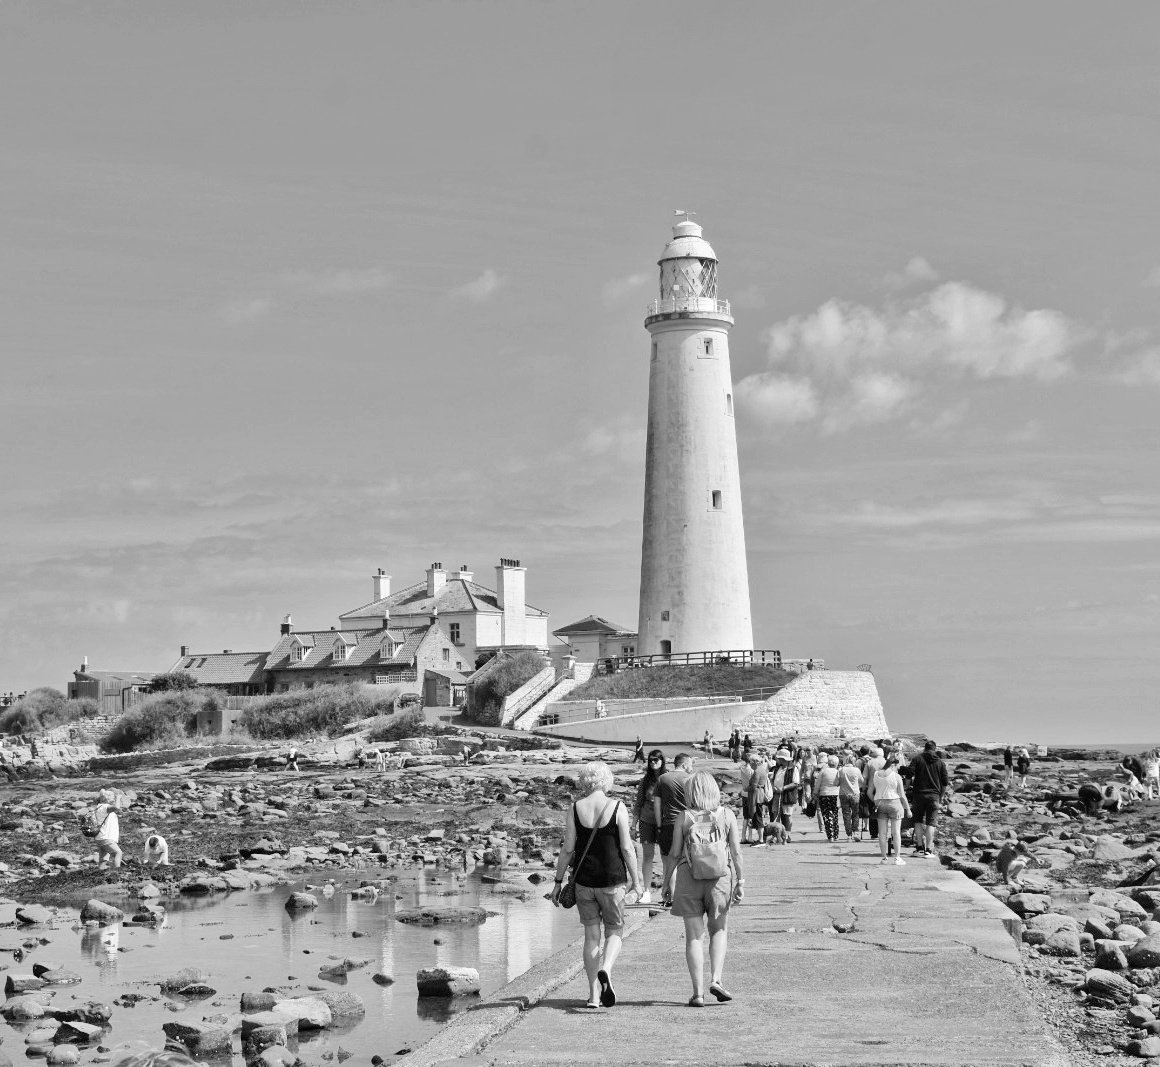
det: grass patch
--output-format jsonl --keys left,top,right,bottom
{"left": 568, "top": 663, "right": 793, "bottom": 702}
{"left": 469, "top": 651, "right": 547, "bottom": 725}
{"left": 238, "top": 683, "right": 405, "bottom": 740}
{"left": 365, "top": 708, "right": 437, "bottom": 743}
{"left": 101, "top": 690, "right": 216, "bottom": 753}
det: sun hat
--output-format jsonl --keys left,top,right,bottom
{"left": 775, "top": 747, "right": 791, "bottom": 760}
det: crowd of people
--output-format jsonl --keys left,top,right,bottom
{"left": 551, "top": 736, "right": 954, "bottom": 1008}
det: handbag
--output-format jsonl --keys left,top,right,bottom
{"left": 559, "top": 800, "right": 614, "bottom": 909}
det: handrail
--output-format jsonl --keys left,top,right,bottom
{"left": 597, "top": 649, "right": 782, "bottom": 674}
{"left": 645, "top": 297, "right": 732, "bottom": 317}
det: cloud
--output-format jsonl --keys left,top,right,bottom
{"left": 735, "top": 374, "right": 818, "bottom": 425}
{"left": 1114, "top": 348, "right": 1160, "bottom": 386}
{"left": 284, "top": 267, "right": 395, "bottom": 296}
{"left": 737, "top": 275, "right": 1085, "bottom": 432}
{"left": 454, "top": 268, "right": 506, "bottom": 302}
{"left": 884, "top": 256, "right": 940, "bottom": 290}
{"left": 1143, "top": 267, "right": 1160, "bottom": 288}
{"left": 220, "top": 297, "right": 273, "bottom": 323}
{"left": 602, "top": 272, "right": 651, "bottom": 304}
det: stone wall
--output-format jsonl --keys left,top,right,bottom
{"left": 537, "top": 701, "right": 761, "bottom": 745}
{"left": 541, "top": 695, "right": 739, "bottom": 725}
{"left": 737, "top": 670, "right": 889, "bottom": 741}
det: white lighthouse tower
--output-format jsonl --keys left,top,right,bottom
{"left": 637, "top": 215, "right": 753, "bottom": 657}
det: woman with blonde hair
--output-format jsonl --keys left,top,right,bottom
{"left": 663, "top": 771, "right": 744, "bottom": 1007}
{"left": 551, "top": 761, "right": 643, "bottom": 1009}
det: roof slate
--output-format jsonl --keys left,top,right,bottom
{"left": 339, "top": 578, "right": 548, "bottom": 621}
{"left": 165, "top": 652, "right": 268, "bottom": 686}
{"left": 553, "top": 614, "right": 637, "bottom": 637}
{"left": 265, "top": 625, "right": 429, "bottom": 672}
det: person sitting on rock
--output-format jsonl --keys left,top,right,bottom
{"left": 142, "top": 833, "right": 170, "bottom": 867}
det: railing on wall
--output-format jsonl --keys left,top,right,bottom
{"left": 596, "top": 649, "right": 782, "bottom": 675}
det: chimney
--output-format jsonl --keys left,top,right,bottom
{"left": 451, "top": 563, "right": 473, "bottom": 582}
{"left": 81, "top": 655, "right": 89, "bottom": 672}
{"left": 372, "top": 568, "right": 391, "bottom": 602}
{"left": 495, "top": 558, "right": 528, "bottom": 645}
{"left": 179, "top": 646, "right": 188, "bottom": 658}
{"left": 426, "top": 562, "right": 446, "bottom": 598}
{"left": 281, "top": 613, "right": 293, "bottom": 635}
{"left": 380, "top": 611, "right": 391, "bottom": 630}
{"left": 223, "top": 649, "right": 232, "bottom": 654}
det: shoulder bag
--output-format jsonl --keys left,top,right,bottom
{"left": 559, "top": 800, "right": 614, "bottom": 909}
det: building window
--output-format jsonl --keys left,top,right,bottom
{"left": 702, "top": 338, "right": 713, "bottom": 357}
{"left": 442, "top": 648, "right": 450, "bottom": 663}
{"left": 291, "top": 645, "right": 307, "bottom": 662}
{"left": 333, "top": 644, "right": 346, "bottom": 662}
{"left": 651, "top": 342, "right": 658, "bottom": 362}
{"left": 660, "top": 610, "right": 670, "bottom": 622}
{"left": 622, "top": 645, "right": 635, "bottom": 656}
{"left": 726, "top": 392, "right": 733, "bottom": 416}
{"left": 449, "top": 623, "right": 461, "bottom": 644}
{"left": 712, "top": 489, "right": 723, "bottom": 510}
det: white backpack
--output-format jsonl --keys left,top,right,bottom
{"left": 683, "top": 808, "right": 729, "bottom": 880}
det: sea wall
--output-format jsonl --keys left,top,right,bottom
{"left": 535, "top": 701, "right": 761, "bottom": 745}
{"left": 737, "top": 670, "right": 889, "bottom": 740}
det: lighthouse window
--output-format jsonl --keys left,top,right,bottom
{"left": 711, "top": 490, "right": 723, "bottom": 510}
{"left": 702, "top": 338, "right": 714, "bottom": 356}
{"left": 651, "top": 342, "right": 658, "bottom": 362}
{"left": 660, "top": 610, "right": 670, "bottom": 622}
{"left": 726, "top": 393, "right": 733, "bottom": 416}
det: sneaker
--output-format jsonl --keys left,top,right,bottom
{"left": 638, "top": 890, "right": 651, "bottom": 904}
{"left": 895, "top": 858, "right": 906, "bottom": 866}
{"left": 880, "top": 857, "right": 891, "bottom": 864}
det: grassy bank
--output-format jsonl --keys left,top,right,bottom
{"left": 568, "top": 663, "right": 792, "bottom": 701}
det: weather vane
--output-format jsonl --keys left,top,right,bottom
{"left": 673, "top": 209, "right": 697, "bottom": 223}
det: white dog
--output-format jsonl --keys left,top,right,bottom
{"left": 142, "top": 833, "right": 170, "bottom": 867}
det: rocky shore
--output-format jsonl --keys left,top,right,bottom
{"left": 0, "top": 732, "right": 1157, "bottom": 1064}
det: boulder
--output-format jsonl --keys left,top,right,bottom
{"left": 159, "top": 967, "right": 208, "bottom": 993}
{"left": 1127, "top": 1037, "right": 1160, "bottom": 1058}
{"left": 284, "top": 892, "right": 318, "bottom": 912}
{"left": 162, "top": 1021, "right": 233, "bottom": 1057}
{"left": 15, "top": 906, "right": 52, "bottom": 925}
{"left": 1113, "top": 924, "right": 1146, "bottom": 943}
{"left": 51, "top": 1022, "right": 102, "bottom": 1044}
{"left": 395, "top": 906, "right": 489, "bottom": 926}
{"left": 47, "top": 1003, "right": 112, "bottom": 1027}
{"left": 271, "top": 997, "right": 333, "bottom": 1030}
{"left": 318, "top": 958, "right": 370, "bottom": 977}
{"left": 314, "top": 990, "right": 365, "bottom": 1018}
{"left": 5, "top": 975, "right": 47, "bottom": 995}
{"left": 1091, "top": 835, "right": 1135, "bottom": 861}
{"left": 415, "top": 966, "right": 480, "bottom": 997}
{"left": 78, "top": 900, "right": 122, "bottom": 925}
{"left": 1090, "top": 889, "right": 1148, "bottom": 921}
{"left": 1007, "top": 893, "right": 1051, "bottom": 917}
{"left": 255, "top": 1048, "right": 298, "bottom": 1067}
{"left": 241, "top": 991, "right": 280, "bottom": 1013}
{"left": 1083, "top": 968, "right": 1135, "bottom": 1001}
{"left": 45, "top": 1049, "right": 79, "bottom": 1067}
{"left": 1128, "top": 936, "right": 1160, "bottom": 969}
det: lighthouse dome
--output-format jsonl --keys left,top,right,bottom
{"left": 659, "top": 219, "right": 717, "bottom": 263}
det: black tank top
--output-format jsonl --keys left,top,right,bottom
{"left": 573, "top": 801, "right": 627, "bottom": 888}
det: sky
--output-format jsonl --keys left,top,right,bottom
{"left": 1, "top": 3, "right": 1158, "bottom": 744}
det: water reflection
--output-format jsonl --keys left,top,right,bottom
{"left": 80, "top": 925, "right": 119, "bottom": 969}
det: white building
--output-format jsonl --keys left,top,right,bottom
{"left": 338, "top": 559, "right": 550, "bottom": 668}
{"left": 637, "top": 216, "right": 754, "bottom": 656}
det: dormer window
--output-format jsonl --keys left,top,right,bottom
{"left": 291, "top": 644, "right": 307, "bottom": 663}
{"left": 333, "top": 643, "right": 347, "bottom": 663}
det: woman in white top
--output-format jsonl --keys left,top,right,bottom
{"left": 91, "top": 790, "right": 122, "bottom": 869}
{"left": 814, "top": 755, "right": 842, "bottom": 842}
{"left": 837, "top": 753, "right": 862, "bottom": 843}
{"left": 867, "top": 754, "right": 911, "bottom": 865}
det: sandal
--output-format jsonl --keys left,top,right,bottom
{"left": 584, "top": 1000, "right": 599, "bottom": 1009}
{"left": 597, "top": 969, "right": 616, "bottom": 1007}
{"left": 687, "top": 994, "right": 704, "bottom": 1007}
{"left": 709, "top": 981, "right": 733, "bottom": 1002}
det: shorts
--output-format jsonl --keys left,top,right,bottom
{"left": 912, "top": 792, "right": 941, "bottom": 825}
{"left": 575, "top": 883, "right": 627, "bottom": 933}
{"left": 670, "top": 864, "right": 731, "bottom": 922}
{"left": 875, "top": 799, "right": 904, "bottom": 820}
{"left": 657, "top": 823, "right": 676, "bottom": 856}
{"left": 638, "top": 821, "right": 659, "bottom": 846}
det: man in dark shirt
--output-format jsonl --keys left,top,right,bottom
{"left": 910, "top": 740, "right": 950, "bottom": 857}
{"left": 654, "top": 752, "right": 693, "bottom": 888}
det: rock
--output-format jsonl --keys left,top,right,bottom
{"left": 284, "top": 892, "right": 318, "bottom": 912}
{"left": 1084, "top": 968, "right": 1135, "bottom": 1001}
{"left": 1127, "top": 1004, "right": 1157, "bottom": 1027}
{"left": 46, "top": 1049, "right": 79, "bottom": 1067}
{"left": 38, "top": 970, "right": 82, "bottom": 986}
{"left": 242, "top": 1012, "right": 298, "bottom": 1040}
{"left": 318, "top": 958, "right": 370, "bottom": 977}
{"left": 256, "top": 1048, "right": 298, "bottom": 1067}
{"left": 395, "top": 906, "right": 489, "bottom": 926}
{"left": 5, "top": 975, "right": 47, "bottom": 994}
{"left": 51, "top": 1022, "right": 102, "bottom": 1044}
{"left": 1042, "top": 929, "right": 1082, "bottom": 957}
{"left": 271, "top": 997, "right": 333, "bottom": 1030}
{"left": 1091, "top": 835, "right": 1136, "bottom": 861}
{"left": 415, "top": 966, "right": 480, "bottom": 997}
{"left": 162, "top": 1021, "right": 233, "bottom": 1057}
{"left": 16, "top": 906, "right": 52, "bottom": 925}
{"left": 241, "top": 991, "right": 280, "bottom": 1013}
{"left": 1085, "top": 916, "right": 1115, "bottom": 941}
{"left": 174, "top": 984, "right": 216, "bottom": 998}
{"left": 314, "top": 990, "right": 365, "bottom": 1018}
{"left": 1008, "top": 893, "right": 1051, "bottom": 917}
{"left": 48, "top": 1003, "right": 112, "bottom": 1027}
{"left": 159, "top": 967, "right": 208, "bottom": 992}
{"left": 1114, "top": 924, "right": 1146, "bottom": 943}
{"left": 1090, "top": 889, "right": 1148, "bottom": 922}
{"left": 949, "top": 860, "right": 989, "bottom": 881}
{"left": 1126, "top": 1037, "right": 1160, "bottom": 1058}
{"left": 371, "top": 974, "right": 394, "bottom": 986}
{"left": 78, "top": 900, "right": 122, "bottom": 925}
{"left": 1128, "top": 936, "right": 1160, "bottom": 968}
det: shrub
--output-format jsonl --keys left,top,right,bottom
{"left": 469, "top": 651, "right": 546, "bottom": 725}
{"left": 149, "top": 671, "right": 199, "bottom": 692}
{"left": 100, "top": 689, "right": 218, "bottom": 753}
{"left": 0, "top": 689, "right": 100, "bottom": 735}
{"left": 238, "top": 683, "right": 402, "bottom": 740}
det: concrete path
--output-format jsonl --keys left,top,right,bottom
{"left": 407, "top": 839, "right": 1070, "bottom": 1067}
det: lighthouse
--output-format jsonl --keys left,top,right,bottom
{"left": 636, "top": 215, "right": 754, "bottom": 657}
